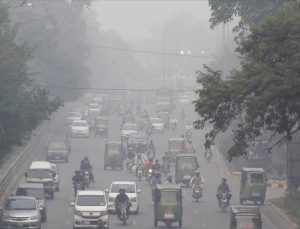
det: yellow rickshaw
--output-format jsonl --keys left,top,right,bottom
{"left": 166, "top": 138, "right": 185, "bottom": 162}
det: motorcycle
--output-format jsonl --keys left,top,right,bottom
{"left": 205, "top": 151, "right": 212, "bottom": 162}
{"left": 117, "top": 202, "right": 130, "bottom": 225}
{"left": 82, "top": 170, "right": 90, "bottom": 188}
{"left": 146, "top": 168, "right": 153, "bottom": 183}
{"left": 219, "top": 192, "right": 229, "bottom": 212}
{"left": 73, "top": 181, "right": 84, "bottom": 196}
{"left": 148, "top": 150, "right": 155, "bottom": 160}
{"left": 136, "top": 166, "right": 143, "bottom": 181}
{"left": 183, "top": 174, "right": 191, "bottom": 187}
{"left": 127, "top": 158, "right": 135, "bottom": 173}
{"left": 193, "top": 184, "right": 203, "bottom": 202}
{"left": 185, "top": 130, "right": 192, "bottom": 140}
{"left": 170, "top": 121, "right": 177, "bottom": 131}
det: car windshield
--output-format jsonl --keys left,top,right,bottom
{"left": 123, "top": 124, "right": 137, "bottom": 131}
{"left": 151, "top": 118, "right": 162, "bottom": 124}
{"left": 5, "top": 199, "right": 36, "bottom": 210}
{"left": 89, "top": 104, "right": 99, "bottom": 109}
{"left": 178, "top": 157, "right": 197, "bottom": 170}
{"left": 49, "top": 143, "right": 66, "bottom": 151}
{"left": 68, "top": 112, "right": 81, "bottom": 117}
{"left": 76, "top": 195, "right": 106, "bottom": 206}
{"left": 249, "top": 173, "right": 264, "bottom": 183}
{"left": 28, "top": 169, "right": 53, "bottom": 179}
{"left": 236, "top": 215, "right": 261, "bottom": 229}
{"left": 170, "top": 141, "right": 184, "bottom": 150}
{"left": 160, "top": 191, "right": 177, "bottom": 203}
{"left": 73, "top": 122, "right": 88, "bottom": 127}
{"left": 16, "top": 188, "right": 43, "bottom": 200}
{"left": 111, "top": 184, "right": 136, "bottom": 193}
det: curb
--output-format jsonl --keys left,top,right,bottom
{"left": 268, "top": 202, "right": 298, "bottom": 229}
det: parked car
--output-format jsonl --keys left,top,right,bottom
{"left": 70, "top": 190, "right": 109, "bottom": 229}
{"left": 71, "top": 120, "right": 90, "bottom": 138}
{"left": 150, "top": 118, "right": 164, "bottom": 133}
{"left": 50, "top": 163, "right": 60, "bottom": 191}
{"left": 106, "top": 181, "right": 141, "bottom": 214}
{"left": 0, "top": 196, "right": 42, "bottom": 229}
{"left": 16, "top": 183, "right": 47, "bottom": 222}
{"left": 46, "top": 141, "right": 69, "bottom": 163}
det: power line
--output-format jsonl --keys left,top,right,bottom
{"left": 35, "top": 84, "right": 198, "bottom": 92}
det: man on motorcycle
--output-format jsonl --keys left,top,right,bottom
{"left": 185, "top": 141, "right": 196, "bottom": 154}
{"left": 148, "top": 140, "right": 155, "bottom": 152}
{"left": 170, "top": 117, "right": 178, "bottom": 129}
{"left": 115, "top": 188, "right": 131, "bottom": 217}
{"left": 185, "top": 123, "right": 193, "bottom": 132}
{"left": 151, "top": 171, "right": 162, "bottom": 186}
{"left": 216, "top": 178, "right": 232, "bottom": 206}
{"left": 190, "top": 170, "right": 205, "bottom": 188}
{"left": 135, "top": 153, "right": 145, "bottom": 176}
{"left": 204, "top": 146, "right": 213, "bottom": 160}
{"left": 161, "top": 156, "right": 170, "bottom": 175}
{"left": 72, "top": 170, "right": 84, "bottom": 195}
{"left": 152, "top": 159, "right": 161, "bottom": 172}
{"left": 80, "top": 156, "right": 95, "bottom": 183}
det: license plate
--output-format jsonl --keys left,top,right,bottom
{"left": 164, "top": 213, "right": 174, "bottom": 219}
{"left": 252, "top": 192, "right": 260, "bottom": 197}
{"left": 82, "top": 221, "right": 90, "bottom": 225}
{"left": 16, "top": 223, "right": 23, "bottom": 226}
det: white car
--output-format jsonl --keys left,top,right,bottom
{"left": 150, "top": 118, "right": 164, "bottom": 133}
{"left": 71, "top": 120, "right": 90, "bottom": 138}
{"left": 88, "top": 103, "right": 101, "bottom": 116}
{"left": 67, "top": 111, "right": 82, "bottom": 124}
{"left": 50, "top": 163, "right": 59, "bottom": 191}
{"left": 121, "top": 123, "right": 138, "bottom": 140}
{"left": 106, "top": 181, "right": 141, "bottom": 214}
{"left": 71, "top": 190, "right": 109, "bottom": 229}
{"left": 179, "top": 95, "right": 191, "bottom": 104}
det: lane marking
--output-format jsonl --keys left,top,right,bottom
{"left": 262, "top": 213, "right": 278, "bottom": 229}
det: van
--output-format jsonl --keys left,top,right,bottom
{"left": 16, "top": 183, "right": 47, "bottom": 222}
{"left": 25, "top": 161, "right": 56, "bottom": 199}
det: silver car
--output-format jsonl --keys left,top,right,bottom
{"left": 0, "top": 196, "right": 42, "bottom": 229}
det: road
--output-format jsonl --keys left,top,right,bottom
{"left": 13, "top": 100, "right": 291, "bottom": 229}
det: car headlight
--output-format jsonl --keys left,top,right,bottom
{"left": 2, "top": 212, "right": 11, "bottom": 220}
{"left": 130, "top": 197, "right": 137, "bottom": 202}
{"left": 100, "top": 211, "right": 108, "bottom": 216}
{"left": 75, "top": 211, "right": 83, "bottom": 216}
{"left": 30, "top": 215, "right": 38, "bottom": 220}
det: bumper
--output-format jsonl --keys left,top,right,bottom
{"left": 47, "top": 155, "right": 68, "bottom": 162}
{"left": 71, "top": 132, "right": 90, "bottom": 137}
{"left": 0, "top": 221, "right": 40, "bottom": 229}
{"left": 73, "top": 214, "right": 109, "bottom": 228}
{"left": 152, "top": 127, "right": 164, "bottom": 133}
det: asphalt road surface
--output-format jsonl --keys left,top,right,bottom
{"left": 18, "top": 100, "right": 291, "bottom": 229}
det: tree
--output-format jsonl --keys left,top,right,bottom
{"left": 194, "top": 2, "right": 300, "bottom": 160}
{"left": 0, "top": 2, "right": 61, "bottom": 154}
{"left": 208, "top": 0, "right": 292, "bottom": 37}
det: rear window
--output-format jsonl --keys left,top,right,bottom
{"left": 159, "top": 191, "right": 177, "bottom": 203}
{"left": 76, "top": 195, "right": 106, "bottom": 206}
{"left": 5, "top": 199, "right": 36, "bottom": 210}
{"left": 16, "top": 188, "right": 43, "bottom": 200}
{"left": 249, "top": 173, "right": 264, "bottom": 183}
{"left": 111, "top": 184, "right": 136, "bottom": 193}
{"left": 177, "top": 157, "right": 197, "bottom": 170}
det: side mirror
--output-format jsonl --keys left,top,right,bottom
{"left": 105, "top": 189, "right": 109, "bottom": 193}
{"left": 137, "top": 189, "right": 142, "bottom": 194}
{"left": 70, "top": 202, "right": 75, "bottom": 207}
{"left": 24, "top": 172, "right": 28, "bottom": 178}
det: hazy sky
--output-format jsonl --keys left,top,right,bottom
{"left": 92, "top": 0, "right": 212, "bottom": 42}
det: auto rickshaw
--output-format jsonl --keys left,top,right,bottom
{"left": 175, "top": 154, "right": 199, "bottom": 186}
{"left": 166, "top": 138, "right": 185, "bottom": 162}
{"left": 230, "top": 205, "right": 262, "bottom": 229}
{"left": 94, "top": 116, "right": 108, "bottom": 137}
{"left": 239, "top": 168, "right": 266, "bottom": 205}
{"left": 104, "top": 141, "right": 123, "bottom": 170}
{"left": 158, "top": 112, "right": 170, "bottom": 129}
{"left": 154, "top": 184, "right": 182, "bottom": 228}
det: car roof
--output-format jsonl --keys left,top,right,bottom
{"left": 29, "top": 161, "right": 52, "bottom": 170}
{"left": 77, "top": 190, "right": 105, "bottom": 196}
{"left": 176, "top": 153, "right": 198, "bottom": 158}
{"left": 169, "top": 138, "right": 185, "bottom": 141}
{"left": 72, "top": 120, "right": 87, "bottom": 123}
{"left": 230, "top": 205, "right": 261, "bottom": 215}
{"left": 49, "top": 142, "right": 66, "bottom": 148}
{"left": 106, "top": 140, "right": 121, "bottom": 145}
{"left": 17, "top": 183, "right": 44, "bottom": 189}
{"left": 111, "top": 181, "right": 136, "bottom": 186}
{"left": 242, "top": 167, "right": 265, "bottom": 173}
{"left": 156, "top": 184, "right": 181, "bottom": 190}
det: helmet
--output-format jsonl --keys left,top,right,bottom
{"left": 84, "top": 156, "right": 89, "bottom": 160}
{"left": 155, "top": 159, "right": 159, "bottom": 163}
{"left": 222, "top": 178, "right": 227, "bottom": 183}
{"left": 137, "top": 153, "right": 142, "bottom": 158}
{"left": 75, "top": 170, "right": 81, "bottom": 175}
{"left": 119, "top": 188, "right": 126, "bottom": 193}
{"left": 195, "top": 169, "right": 201, "bottom": 174}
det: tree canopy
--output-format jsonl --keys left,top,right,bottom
{"left": 194, "top": 2, "right": 300, "bottom": 160}
{"left": 0, "top": 3, "right": 61, "bottom": 153}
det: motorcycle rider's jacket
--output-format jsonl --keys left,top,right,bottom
{"left": 115, "top": 193, "right": 129, "bottom": 205}
{"left": 217, "top": 183, "right": 231, "bottom": 194}
{"left": 152, "top": 163, "right": 161, "bottom": 172}
{"left": 190, "top": 175, "right": 205, "bottom": 186}
{"left": 135, "top": 157, "right": 144, "bottom": 167}
{"left": 80, "top": 161, "right": 92, "bottom": 171}
{"left": 170, "top": 118, "right": 177, "bottom": 124}
{"left": 144, "top": 160, "right": 153, "bottom": 170}
{"left": 151, "top": 176, "right": 162, "bottom": 186}
{"left": 72, "top": 174, "right": 84, "bottom": 184}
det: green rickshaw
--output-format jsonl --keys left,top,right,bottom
{"left": 166, "top": 138, "right": 185, "bottom": 162}
{"left": 175, "top": 154, "right": 199, "bottom": 186}
{"left": 154, "top": 184, "right": 183, "bottom": 228}
{"left": 230, "top": 205, "right": 262, "bottom": 229}
{"left": 104, "top": 141, "right": 123, "bottom": 170}
{"left": 158, "top": 112, "right": 170, "bottom": 129}
{"left": 94, "top": 116, "right": 108, "bottom": 137}
{"left": 240, "top": 168, "right": 266, "bottom": 205}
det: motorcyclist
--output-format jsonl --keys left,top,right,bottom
{"left": 185, "top": 123, "right": 193, "bottom": 132}
{"left": 80, "top": 156, "right": 95, "bottom": 183}
{"left": 170, "top": 117, "right": 178, "bottom": 128}
{"left": 135, "top": 153, "right": 145, "bottom": 175}
{"left": 204, "top": 146, "right": 213, "bottom": 159}
{"left": 115, "top": 188, "right": 131, "bottom": 217}
{"left": 148, "top": 140, "right": 155, "bottom": 152}
{"left": 165, "top": 175, "right": 173, "bottom": 184}
{"left": 216, "top": 178, "right": 232, "bottom": 206}
{"left": 185, "top": 141, "right": 196, "bottom": 154}
{"left": 151, "top": 171, "right": 162, "bottom": 187}
{"left": 190, "top": 170, "right": 205, "bottom": 188}
{"left": 152, "top": 159, "right": 161, "bottom": 172}
{"left": 72, "top": 170, "right": 84, "bottom": 195}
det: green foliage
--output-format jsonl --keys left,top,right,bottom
{"left": 208, "top": 0, "right": 292, "bottom": 37}
{"left": 0, "top": 3, "right": 61, "bottom": 153}
{"left": 194, "top": 2, "right": 300, "bottom": 160}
